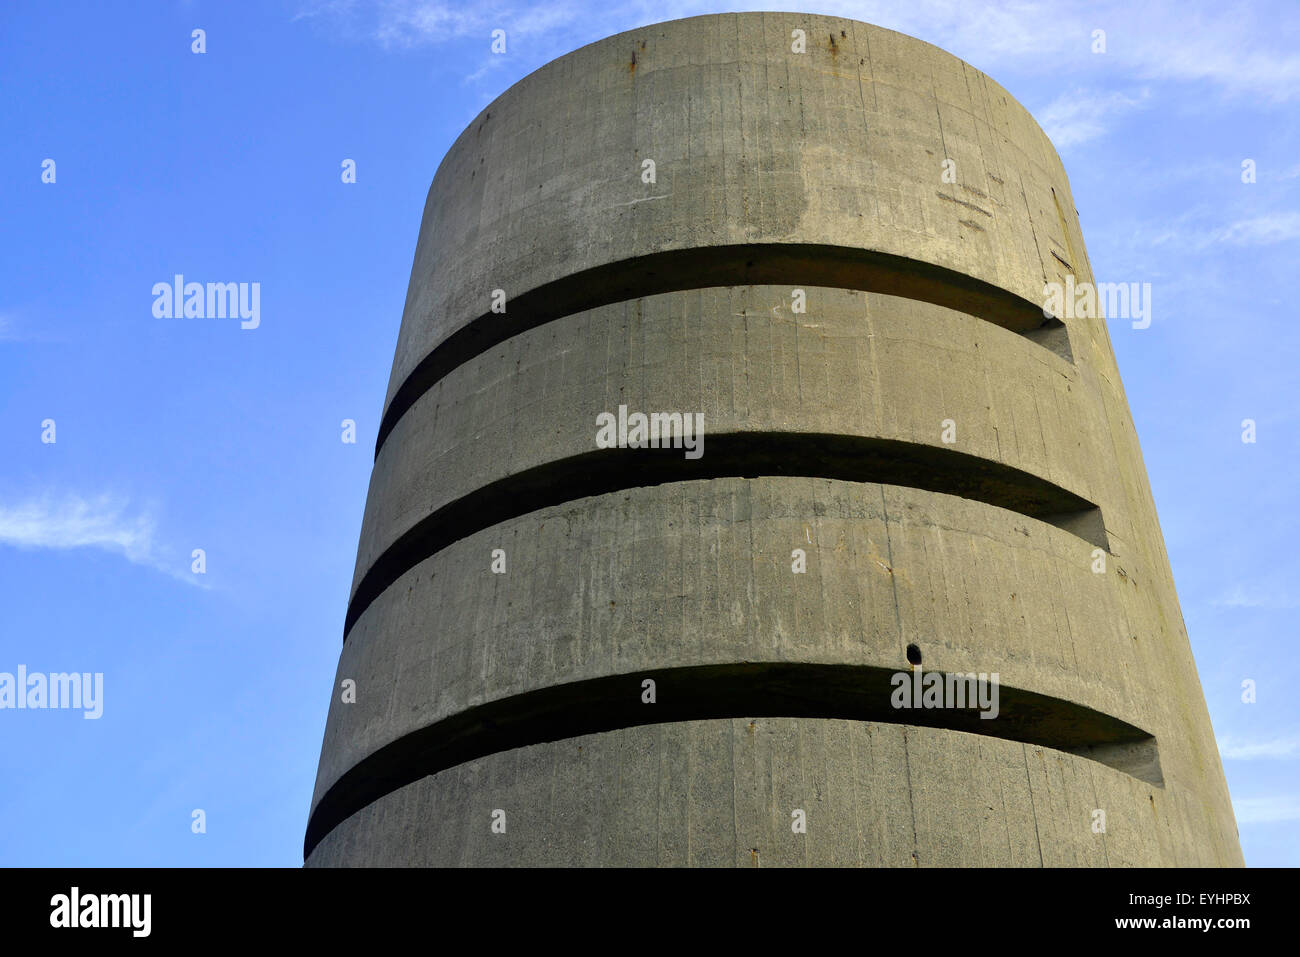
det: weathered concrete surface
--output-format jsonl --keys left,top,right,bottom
{"left": 307, "top": 719, "right": 1230, "bottom": 868}
{"left": 306, "top": 12, "right": 1242, "bottom": 866}
{"left": 381, "top": 12, "right": 1088, "bottom": 422}
{"left": 315, "top": 476, "right": 1148, "bottom": 813}
{"left": 350, "top": 287, "right": 1103, "bottom": 604}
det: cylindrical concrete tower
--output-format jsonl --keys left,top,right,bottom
{"left": 305, "top": 13, "right": 1241, "bottom": 866}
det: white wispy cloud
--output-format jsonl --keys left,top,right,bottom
{"left": 1213, "top": 583, "right": 1300, "bottom": 609}
{"left": 371, "top": 0, "right": 581, "bottom": 47}
{"left": 1210, "top": 212, "right": 1300, "bottom": 246}
{"left": 1143, "top": 209, "right": 1300, "bottom": 251}
{"left": 1038, "top": 87, "right": 1151, "bottom": 148}
{"left": 0, "top": 493, "right": 202, "bottom": 586}
{"left": 294, "top": 1, "right": 1300, "bottom": 103}
{"left": 1126, "top": 12, "right": 1300, "bottom": 103}
{"left": 1218, "top": 735, "right": 1300, "bottom": 760}
{"left": 0, "top": 494, "right": 154, "bottom": 560}
{"left": 0, "top": 310, "right": 69, "bottom": 344}
{"left": 462, "top": 54, "right": 509, "bottom": 85}
{"left": 1233, "top": 795, "right": 1300, "bottom": 824}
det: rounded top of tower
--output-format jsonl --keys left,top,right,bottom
{"left": 383, "top": 10, "right": 1085, "bottom": 434}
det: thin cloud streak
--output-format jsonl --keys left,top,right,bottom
{"left": 295, "top": 1, "right": 1300, "bottom": 102}
{"left": 1039, "top": 87, "right": 1150, "bottom": 148}
{"left": 0, "top": 493, "right": 204, "bottom": 587}
{"left": 1213, "top": 583, "right": 1300, "bottom": 610}
{"left": 1218, "top": 735, "right": 1300, "bottom": 760}
{"left": 1143, "top": 211, "right": 1300, "bottom": 251}
{"left": 1233, "top": 796, "right": 1300, "bottom": 824}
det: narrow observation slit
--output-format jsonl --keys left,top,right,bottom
{"left": 343, "top": 432, "right": 1108, "bottom": 641}
{"left": 303, "top": 662, "right": 1162, "bottom": 860}
{"left": 376, "top": 243, "right": 1073, "bottom": 457}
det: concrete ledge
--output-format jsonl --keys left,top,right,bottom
{"left": 376, "top": 244, "right": 1071, "bottom": 454}
{"left": 306, "top": 718, "right": 1216, "bottom": 868}
{"left": 312, "top": 476, "right": 1153, "bottom": 823}
{"left": 352, "top": 286, "right": 1106, "bottom": 605}
{"left": 344, "top": 434, "right": 1106, "bottom": 639}
{"left": 304, "top": 661, "right": 1160, "bottom": 858}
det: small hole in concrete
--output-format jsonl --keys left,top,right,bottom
{"left": 906, "top": 644, "right": 922, "bottom": 666}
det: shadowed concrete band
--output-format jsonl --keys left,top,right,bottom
{"left": 342, "top": 434, "right": 1106, "bottom": 640}
{"left": 303, "top": 662, "right": 1161, "bottom": 859}
{"left": 374, "top": 243, "right": 1069, "bottom": 455}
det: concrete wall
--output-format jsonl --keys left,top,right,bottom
{"left": 305, "top": 12, "right": 1242, "bottom": 866}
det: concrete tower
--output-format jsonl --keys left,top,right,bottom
{"left": 305, "top": 13, "right": 1241, "bottom": 866}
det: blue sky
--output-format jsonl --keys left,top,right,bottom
{"left": 1, "top": 0, "right": 1296, "bottom": 867}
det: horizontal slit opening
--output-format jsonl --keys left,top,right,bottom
{"left": 377, "top": 243, "right": 1070, "bottom": 457}
{"left": 344, "top": 433, "right": 1107, "bottom": 641}
{"left": 303, "top": 662, "right": 1160, "bottom": 860}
